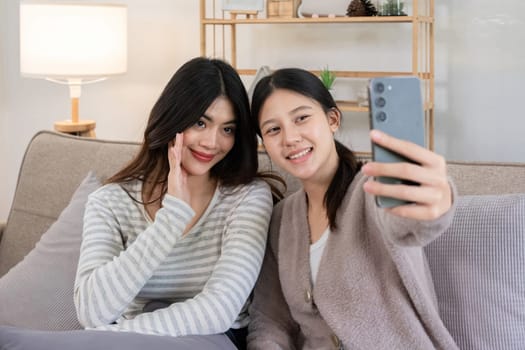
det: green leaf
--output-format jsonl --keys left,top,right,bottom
{"left": 319, "top": 66, "right": 336, "bottom": 89}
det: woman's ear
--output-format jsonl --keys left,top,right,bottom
{"left": 327, "top": 108, "right": 341, "bottom": 133}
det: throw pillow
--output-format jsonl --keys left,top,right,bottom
{"left": 425, "top": 194, "right": 525, "bottom": 350}
{"left": 0, "top": 172, "right": 101, "bottom": 330}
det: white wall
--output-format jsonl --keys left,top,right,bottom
{"left": 434, "top": 0, "right": 525, "bottom": 161}
{"left": 1, "top": 0, "right": 201, "bottom": 221}
{"left": 1, "top": 0, "right": 525, "bottom": 221}
{"left": 1, "top": 0, "right": 9, "bottom": 221}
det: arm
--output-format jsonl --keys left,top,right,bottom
{"left": 247, "top": 204, "right": 299, "bottom": 350}
{"left": 364, "top": 180, "right": 457, "bottom": 246}
{"left": 97, "top": 181, "right": 274, "bottom": 337}
{"left": 74, "top": 191, "right": 195, "bottom": 327}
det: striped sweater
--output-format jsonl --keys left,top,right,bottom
{"left": 74, "top": 179, "right": 273, "bottom": 337}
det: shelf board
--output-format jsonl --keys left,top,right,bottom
{"left": 337, "top": 101, "right": 368, "bottom": 112}
{"left": 355, "top": 151, "right": 372, "bottom": 161}
{"left": 237, "top": 69, "right": 431, "bottom": 80}
{"left": 338, "top": 101, "right": 434, "bottom": 113}
{"left": 202, "top": 16, "right": 424, "bottom": 25}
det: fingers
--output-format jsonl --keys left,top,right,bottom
{"left": 370, "top": 129, "right": 441, "bottom": 168}
{"left": 362, "top": 161, "right": 446, "bottom": 188}
{"left": 167, "top": 133, "right": 190, "bottom": 203}
{"left": 169, "top": 133, "right": 183, "bottom": 168}
{"left": 365, "top": 130, "right": 452, "bottom": 220}
{"left": 363, "top": 178, "right": 445, "bottom": 208}
{"left": 363, "top": 177, "right": 451, "bottom": 220}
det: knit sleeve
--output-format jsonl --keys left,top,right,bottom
{"left": 247, "top": 202, "right": 299, "bottom": 350}
{"left": 95, "top": 181, "right": 274, "bottom": 336}
{"left": 74, "top": 190, "right": 195, "bottom": 327}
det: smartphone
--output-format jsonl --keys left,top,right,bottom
{"left": 368, "top": 76, "right": 425, "bottom": 208}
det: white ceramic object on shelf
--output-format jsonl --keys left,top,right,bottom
{"left": 297, "top": 0, "right": 348, "bottom": 17}
{"left": 356, "top": 84, "right": 369, "bottom": 107}
{"left": 222, "top": 0, "right": 264, "bottom": 12}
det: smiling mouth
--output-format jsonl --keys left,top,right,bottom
{"left": 191, "top": 150, "right": 215, "bottom": 162}
{"left": 287, "top": 147, "right": 312, "bottom": 160}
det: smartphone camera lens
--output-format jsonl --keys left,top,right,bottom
{"left": 376, "top": 111, "right": 387, "bottom": 122}
{"left": 375, "top": 97, "right": 386, "bottom": 108}
{"left": 374, "top": 82, "right": 385, "bottom": 93}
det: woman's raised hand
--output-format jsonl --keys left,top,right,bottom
{"left": 362, "top": 130, "right": 452, "bottom": 221}
{"left": 167, "top": 133, "right": 191, "bottom": 204}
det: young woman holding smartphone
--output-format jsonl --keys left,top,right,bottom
{"left": 247, "top": 68, "right": 458, "bottom": 349}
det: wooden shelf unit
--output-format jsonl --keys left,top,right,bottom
{"left": 200, "top": 0, "right": 435, "bottom": 149}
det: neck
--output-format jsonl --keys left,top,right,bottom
{"left": 304, "top": 173, "right": 334, "bottom": 244}
{"left": 303, "top": 182, "right": 328, "bottom": 210}
{"left": 186, "top": 173, "right": 217, "bottom": 199}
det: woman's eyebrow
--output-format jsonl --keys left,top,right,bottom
{"left": 201, "top": 114, "right": 236, "bottom": 125}
{"left": 260, "top": 118, "right": 276, "bottom": 130}
{"left": 260, "top": 105, "right": 313, "bottom": 129}
{"left": 290, "top": 105, "right": 313, "bottom": 114}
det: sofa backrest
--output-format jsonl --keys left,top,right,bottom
{"left": 447, "top": 160, "right": 525, "bottom": 195}
{"left": 258, "top": 155, "right": 525, "bottom": 197}
{"left": 2, "top": 130, "right": 525, "bottom": 276}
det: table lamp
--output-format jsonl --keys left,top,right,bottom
{"left": 20, "top": 1, "right": 127, "bottom": 137}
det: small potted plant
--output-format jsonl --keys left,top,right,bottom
{"left": 378, "top": 0, "right": 406, "bottom": 16}
{"left": 320, "top": 66, "right": 343, "bottom": 100}
{"left": 319, "top": 66, "right": 336, "bottom": 90}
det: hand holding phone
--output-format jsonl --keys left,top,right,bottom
{"left": 367, "top": 76, "right": 425, "bottom": 208}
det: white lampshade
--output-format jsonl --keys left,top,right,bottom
{"left": 20, "top": 1, "right": 127, "bottom": 79}
{"left": 19, "top": 1, "right": 127, "bottom": 134}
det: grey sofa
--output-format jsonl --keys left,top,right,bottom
{"left": 1, "top": 130, "right": 524, "bottom": 349}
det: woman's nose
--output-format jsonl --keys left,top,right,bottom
{"left": 200, "top": 128, "right": 218, "bottom": 148}
{"left": 282, "top": 125, "right": 302, "bottom": 146}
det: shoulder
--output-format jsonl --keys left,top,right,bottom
{"left": 219, "top": 178, "right": 272, "bottom": 202}
{"left": 268, "top": 189, "right": 304, "bottom": 233}
{"left": 87, "top": 181, "right": 139, "bottom": 206}
{"left": 339, "top": 170, "right": 368, "bottom": 210}
{"left": 273, "top": 188, "right": 304, "bottom": 214}
{"left": 243, "top": 178, "right": 272, "bottom": 193}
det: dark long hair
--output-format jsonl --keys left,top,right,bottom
{"left": 251, "top": 68, "right": 362, "bottom": 229}
{"left": 106, "top": 57, "right": 270, "bottom": 202}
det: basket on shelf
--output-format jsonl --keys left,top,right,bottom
{"left": 267, "top": 0, "right": 301, "bottom": 18}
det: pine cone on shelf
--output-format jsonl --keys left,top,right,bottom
{"left": 347, "top": 0, "right": 378, "bottom": 17}
{"left": 362, "top": 0, "right": 378, "bottom": 15}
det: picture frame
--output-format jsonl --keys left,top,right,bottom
{"left": 222, "top": 0, "right": 265, "bottom": 12}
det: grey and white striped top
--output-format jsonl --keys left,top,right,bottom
{"left": 74, "top": 179, "right": 273, "bottom": 337}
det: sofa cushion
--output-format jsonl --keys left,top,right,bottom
{"left": 0, "top": 172, "right": 101, "bottom": 330}
{"left": 425, "top": 194, "right": 525, "bottom": 349}
{"left": 0, "top": 326, "right": 236, "bottom": 349}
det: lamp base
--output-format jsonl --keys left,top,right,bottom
{"left": 54, "top": 120, "right": 96, "bottom": 137}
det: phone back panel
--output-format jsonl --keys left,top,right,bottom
{"left": 368, "top": 76, "right": 425, "bottom": 207}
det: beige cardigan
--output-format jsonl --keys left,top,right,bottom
{"left": 247, "top": 172, "right": 459, "bottom": 350}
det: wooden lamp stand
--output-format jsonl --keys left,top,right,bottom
{"left": 53, "top": 82, "right": 96, "bottom": 137}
